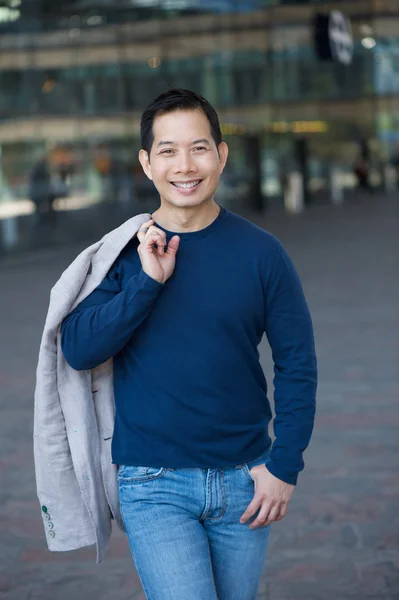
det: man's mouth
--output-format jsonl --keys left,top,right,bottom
{"left": 171, "top": 180, "right": 202, "bottom": 189}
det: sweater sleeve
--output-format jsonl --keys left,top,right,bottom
{"left": 61, "top": 264, "right": 164, "bottom": 371}
{"left": 263, "top": 242, "right": 317, "bottom": 485}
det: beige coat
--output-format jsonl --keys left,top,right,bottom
{"left": 33, "top": 212, "right": 151, "bottom": 563}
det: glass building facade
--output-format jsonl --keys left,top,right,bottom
{"left": 0, "top": 0, "right": 398, "bottom": 238}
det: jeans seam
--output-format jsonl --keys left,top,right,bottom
{"left": 207, "top": 469, "right": 226, "bottom": 521}
{"left": 119, "top": 486, "right": 154, "bottom": 599}
{"left": 200, "top": 469, "right": 212, "bottom": 521}
{"left": 242, "top": 463, "right": 255, "bottom": 483}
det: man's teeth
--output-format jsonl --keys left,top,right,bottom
{"left": 173, "top": 181, "right": 200, "bottom": 189}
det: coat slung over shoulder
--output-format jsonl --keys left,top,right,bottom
{"left": 33, "top": 212, "right": 151, "bottom": 563}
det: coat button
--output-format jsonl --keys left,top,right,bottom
{"left": 41, "top": 506, "right": 48, "bottom": 513}
{"left": 44, "top": 514, "right": 51, "bottom": 521}
{"left": 46, "top": 522, "right": 54, "bottom": 529}
{"left": 48, "top": 531, "right": 55, "bottom": 538}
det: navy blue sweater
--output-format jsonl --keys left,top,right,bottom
{"left": 61, "top": 206, "right": 317, "bottom": 485}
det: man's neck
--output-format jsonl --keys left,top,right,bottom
{"left": 151, "top": 201, "right": 220, "bottom": 233}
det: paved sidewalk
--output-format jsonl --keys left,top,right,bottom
{"left": 0, "top": 195, "right": 398, "bottom": 599}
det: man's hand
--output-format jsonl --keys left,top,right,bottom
{"left": 137, "top": 219, "right": 180, "bottom": 285}
{"left": 240, "top": 464, "right": 295, "bottom": 529}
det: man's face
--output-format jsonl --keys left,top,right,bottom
{"left": 139, "top": 109, "right": 228, "bottom": 210}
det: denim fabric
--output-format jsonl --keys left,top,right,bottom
{"left": 118, "top": 447, "right": 272, "bottom": 599}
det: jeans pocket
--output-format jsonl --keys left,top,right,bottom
{"left": 117, "top": 465, "right": 166, "bottom": 484}
{"left": 242, "top": 445, "right": 272, "bottom": 483}
{"left": 242, "top": 463, "right": 255, "bottom": 483}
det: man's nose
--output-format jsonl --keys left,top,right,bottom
{"left": 174, "top": 151, "right": 197, "bottom": 173}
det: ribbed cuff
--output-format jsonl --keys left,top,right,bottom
{"left": 265, "top": 457, "right": 299, "bottom": 486}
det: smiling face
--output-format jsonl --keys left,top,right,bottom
{"left": 139, "top": 109, "right": 228, "bottom": 210}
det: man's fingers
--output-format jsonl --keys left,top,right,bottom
{"left": 274, "top": 503, "right": 288, "bottom": 522}
{"left": 249, "top": 502, "right": 286, "bottom": 529}
{"left": 248, "top": 501, "right": 273, "bottom": 529}
{"left": 165, "top": 235, "right": 180, "bottom": 256}
{"left": 138, "top": 224, "right": 166, "bottom": 245}
{"left": 137, "top": 219, "right": 154, "bottom": 243}
{"left": 140, "top": 230, "right": 167, "bottom": 253}
{"left": 240, "top": 468, "right": 294, "bottom": 529}
{"left": 137, "top": 225, "right": 180, "bottom": 260}
{"left": 254, "top": 503, "right": 280, "bottom": 529}
{"left": 266, "top": 503, "right": 285, "bottom": 525}
{"left": 141, "top": 219, "right": 154, "bottom": 229}
{"left": 240, "top": 496, "right": 262, "bottom": 524}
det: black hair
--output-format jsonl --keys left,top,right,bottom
{"left": 140, "top": 88, "right": 222, "bottom": 155}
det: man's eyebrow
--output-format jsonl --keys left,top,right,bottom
{"left": 156, "top": 138, "right": 211, "bottom": 147}
{"left": 192, "top": 138, "right": 211, "bottom": 145}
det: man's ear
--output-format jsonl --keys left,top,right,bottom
{"left": 218, "top": 141, "right": 229, "bottom": 175}
{"left": 139, "top": 149, "right": 153, "bottom": 181}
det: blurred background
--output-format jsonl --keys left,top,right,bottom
{"left": 0, "top": 0, "right": 399, "bottom": 252}
{"left": 0, "top": 1, "right": 398, "bottom": 600}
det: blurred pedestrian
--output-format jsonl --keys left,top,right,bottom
{"left": 35, "top": 89, "right": 317, "bottom": 599}
{"left": 29, "top": 157, "right": 55, "bottom": 216}
{"left": 354, "top": 156, "right": 372, "bottom": 192}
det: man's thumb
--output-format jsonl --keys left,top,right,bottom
{"left": 166, "top": 235, "right": 180, "bottom": 255}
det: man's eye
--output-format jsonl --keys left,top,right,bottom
{"left": 194, "top": 146, "right": 206, "bottom": 152}
{"left": 160, "top": 149, "right": 173, "bottom": 155}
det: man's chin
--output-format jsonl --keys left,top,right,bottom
{"left": 161, "top": 194, "right": 214, "bottom": 209}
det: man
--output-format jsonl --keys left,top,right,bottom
{"left": 61, "top": 88, "right": 317, "bottom": 599}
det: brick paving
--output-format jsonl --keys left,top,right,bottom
{"left": 0, "top": 195, "right": 398, "bottom": 600}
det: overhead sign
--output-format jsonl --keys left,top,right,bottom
{"left": 314, "top": 11, "right": 354, "bottom": 66}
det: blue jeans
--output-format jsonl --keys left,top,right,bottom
{"left": 118, "top": 446, "right": 272, "bottom": 599}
